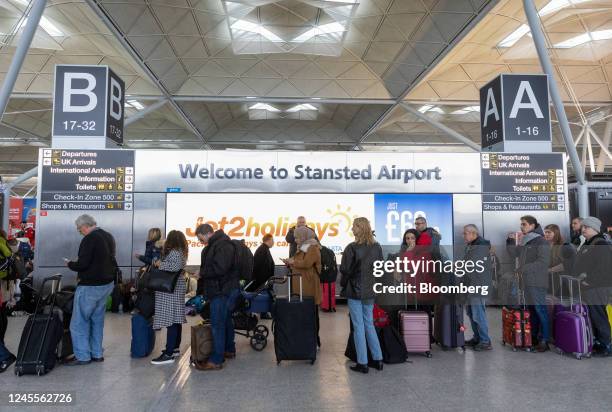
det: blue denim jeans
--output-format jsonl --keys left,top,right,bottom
{"left": 70, "top": 283, "right": 114, "bottom": 361}
{"left": 466, "top": 296, "right": 490, "bottom": 344}
{"left": 209, "top": 288, "right": 240, "bottom": 365}
{"left": 525, "top": 286, "right": 550, "bottom": 342}
{"left": 348, "top": 298, "right": 383, "bottom": 365}
{"left": 0, "top": 341, "right": 13, "bottom": 362}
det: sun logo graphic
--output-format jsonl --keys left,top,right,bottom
{"left": 327, "top": 205, "right": 358, "bottom": 238}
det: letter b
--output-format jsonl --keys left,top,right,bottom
{"left": 63, "top": 72, "right": 97, "bottom": 112}
{"left": 109, "top": 77, "right": 122, "bottom": 121}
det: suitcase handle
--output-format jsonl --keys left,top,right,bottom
{"left": 286, "top": 273, "right": 303, "bottom": 302}
{"left": 560, "top": 275, "right": 583, "bottom": 310}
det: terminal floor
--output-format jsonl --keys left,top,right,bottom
{"left": 3, "top": 305, "right": 611, "bottom": 412}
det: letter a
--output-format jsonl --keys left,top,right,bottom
{"left": 509, "top": 80, "right": 544, "bottom": 119}
{"left": 482, "top": 87, "right": 499, "bottom": 128}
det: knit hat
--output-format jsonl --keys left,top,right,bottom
{"left": 582, "top": 216, "right": 602, "bottom": 232}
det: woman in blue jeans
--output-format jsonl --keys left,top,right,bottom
{"left": 340, "top": 217, "right": 384, "bottom": 374}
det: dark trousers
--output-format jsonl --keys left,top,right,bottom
{"left": 0, "top": 303, "right": 9, "bottom": 343}
{"left": 165, "top": 323, "right": 182, "bottom": 354}
{"left": 584, "top": 287, "right": 612, "bottom": 347}
{"left": 525, "top": 286, "right": 550, "bottom": 342}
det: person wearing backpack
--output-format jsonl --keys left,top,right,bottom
{"left": 574, "top": 216, "right": 612, "bottom": 357}
{"left": 340, "top": 217, "right": 384, "bottom": 374}
{"left": 194, "top": 224, "right": 240, "bottom": 371}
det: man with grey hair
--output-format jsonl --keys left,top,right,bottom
{"left": 65, "top": 214, "right": 117, "bottom": 366}
{"left": 462, "top": 224, "right": 493, "bottom": 351}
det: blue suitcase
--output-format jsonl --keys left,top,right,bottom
{"left": 131, "top": 314, "right": 155, "bottom": 358}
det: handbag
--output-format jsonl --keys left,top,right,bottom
{"left": 145, "top": 266, "right": 182, "bottom": 294}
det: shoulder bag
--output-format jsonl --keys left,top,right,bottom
{"left": 145, "top": 266, "right": 183, "bottom": 294}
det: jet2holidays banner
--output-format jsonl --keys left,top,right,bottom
{"left": 166, "top": 193, "right": 454, "bottom": 265}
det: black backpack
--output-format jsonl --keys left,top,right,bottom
{"left": 231, "top": 239, "right": 254, "bottom": 281}
{"left": 319, "top": 246, "right": 338, "bottom": 283}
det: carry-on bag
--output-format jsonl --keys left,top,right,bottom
{"left": 434, "top": 304, "right": 465, "bottom": 350}
{"left": 398, "top": 281, "right": 432, "bottom": 358}
{"left": 272, "top": 273, "right": 317, "bottom": 365}
{"left": 130, "top": 313, "right": 156, "bottom": 358}
{"left": 345, "top": 314, "right": 407, "bottom": 364}
{"left": 15, "top": 275, "right": 64, "bottom": 376}
{"left": 190, "top": 322, "right": 213, "bottom": 364}
{"left": 554, "top": 275, "right": 593, "bottom": 360}
{"left": 320, "top": 282, "right": 336, "bottom": 312}
{"left": 501, "top": 273, "right": 532, "bottom": 351}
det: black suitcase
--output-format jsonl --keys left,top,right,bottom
{"left": 433, "top": 304, "right": 465, "bottom": 350}
{"left": 345, "top": 315, "right": 407, "bottom": 365}
{"left": 272, "top": 274, "right": 317, "bottom": 365}
{"left": 15, "top": 275, "right": 64, "bottom": 376}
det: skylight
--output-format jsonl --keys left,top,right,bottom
{"left": 126, "top": 100, "right": 144, "bottom": 110}
{"left": 13, "top": 0, "right": 64, "bottom": 37}
{"left": 417, "top": 105, "right": 444, "bottom": 114}
{"left": 554, "top": 30, "right": 612, "bottom": 48}
{"left": 451, "top": 106, "right": 480, "bottom": 115}
{"left": 231, "top": 20, "right": 284, "bottom": 43}
{"left": 497, "top": 0, "right": 591, "bottom": 48}
{"left": 286, "top": 104, "right": 318, "bottom": 113}
{"left": 249, "top": 103, "right": 281, "bottom": 112}
{"left": 292, "top": 22, "right": 346, "bottom": 43}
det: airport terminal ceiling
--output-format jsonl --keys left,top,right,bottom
{"left": 1, "top": 0, "right": 612, "bottom": 190}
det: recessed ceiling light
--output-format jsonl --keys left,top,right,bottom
{"left": 246, "top": 96, "right": 257, "bottom": 99}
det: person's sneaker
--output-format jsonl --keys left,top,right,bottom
{"left": 0, "top": 355, "right": 16, "bottom": 373}
{"left": 473, "top": 342, "right": 493, "bottom": 351}
{"left": 465, "top": 338, "right": 479, "bottom": 347}
{"left": 91, "top": 357, "right": 104, "bottom": 362}
{"left": 593, "top": 345, "right": 611, "bottom": 357}
{"left": 536, "top": 342, "right": 550, "bottom": 353}
{"left": 171, "top": 349, "right": 180, "bottom": 359}
{"left": 64, "top": 359, "right": 92, "bottom": 366}
{"left": 151, "top": 353, "right": 175, "bottom": 365}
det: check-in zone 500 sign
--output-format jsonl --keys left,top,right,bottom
{"left": 165, "top": 193, "right": 453, "bottom": 265}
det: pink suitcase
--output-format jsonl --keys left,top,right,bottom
{"left": 399, "top": 311, "right": 432, "bottom": 358}
{"left": 554, "top": 276, "right": 593, "bottom": 360}
{"left": 320, "top": 282, "right": 336, "bottom": 312}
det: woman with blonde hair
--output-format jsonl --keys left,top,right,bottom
{"left": 284, "top": 225, "right": 322, "bottom": 347}
{"left": 135, "top": 228, "right": 162, "bottom": 266}
{"left": 150, "top": 230, "right": 188, "bottom": 365}
{"left": 340, "top": 217, "right": 384, "bottom": 374}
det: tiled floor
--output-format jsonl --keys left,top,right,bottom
{"left": 2, "top": 305, "right": 611, "bottom": 412}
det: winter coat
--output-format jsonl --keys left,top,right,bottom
{"left": 251, "top": 243, "right": 274, "bottom": 291}
{"left": 462, "top": 236, "right": 493, "bottom": 293}
{"left": 340, "top": 241, "right": 383, "bottom": 301}
{"left": 573, "top": 233, "right": 612, "bottom": 288}
{"left": 506, "top": 225, "right": 550, "bottom": 289}
{"left": 0, "top": 237, "right": 11, "bottom": 280}
{"left": 137, "top": 240, "right": 162, "bottom": 266}
{"left": 197, "top": 230, "right": 239, "bottom": 299}
{"left": 153, "top": 249, "right": 187, "bottom": 329}
{"left": 290, "top": 240, "right": 322, "bottom": 305}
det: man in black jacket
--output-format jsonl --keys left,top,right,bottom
{"left": 507, "top": 215, "right": 551, "bottom": 352}
{"left": 574, "top": 216, "right": 612, "bottom": 357}
{"left": 251, "top": 234, "right": 275, "bottom": 291}
{"left": 66, "top": 214, "right": 117, "bottom": 366}
{"left": 570, "top": 217, "right": 584, "bottom": 249}
{"left": 462, "top": 224, "right": 493, "bottom": 351}
{"left": 195, "top": 224, "right": 239, "bottom": 370}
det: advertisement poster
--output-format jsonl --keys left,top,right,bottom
{"left": 166, "top": 193, "right": 453, "bottom": 265}
{"left": 8, "top": 197, "right": 37, "bottom": 239}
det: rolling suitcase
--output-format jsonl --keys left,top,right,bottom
{"left": 501, "top": 273, "right": 532, "bottom": 351}
{"left": 15, "top": 275, "right": 64, "bottom": 376}
{"left": 399, "top": 311, "right": 432, "bottom": 357}
{"left": 320, "top": 282, "right": 336, "bottom": 312}
{"left": 272, "top": 273, "right": 317, "bottom": 365}
{"left": 130, "top": 313, "right": 156, "bottom": 358}
{"left": 554, "top": 276, "right": 593, "bottom": 360}
{"left": 345, "top": 315, "right": 407, "bottom": 364}
{"left": 434, "top": 304, "right": 465, "bottom": 350}
{"left": 190, "top": 322, "right": 213, "bottom": 364}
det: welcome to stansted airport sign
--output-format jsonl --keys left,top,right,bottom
{"left": 132, "top": 151, "right": 483, "bottom": 193}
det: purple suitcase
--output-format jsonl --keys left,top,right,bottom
{"left": 554, "top": 276, "right": 593, "bottom": 360}
{"left": 399, "top": 311, "right": 432, "bottom": 358}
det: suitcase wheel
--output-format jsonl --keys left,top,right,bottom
{"left": 250, "top": 334, "right": 267, "bottom": 351}
{"left": 425, "top": 351, "right": 432, "bottom": 358}
{"left": 332, "top": 308, "right": 336, "bottom": 312}
{"left": 310, "top": 360, "right": 315, "bottom": 365}
{"left": 574, "top": 353, "right": 583, "bottom": 360}
{"left": 15, "top": 367, "right": 23, "bottom": 376}
{"left": 277, "top": 361, "right": 281, "bottom": 365}
{"left": 255, "top": 324, "right": 269, "bottom": 338}
{"left": 512, "top": 347, "right": 518, "bottom": 352}
{"left": 36, "top": 365, "right": 45, "bottom": 376}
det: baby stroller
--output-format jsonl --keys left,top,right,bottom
{"left": 232, "top": 277, "right": 279, "bottom": 351}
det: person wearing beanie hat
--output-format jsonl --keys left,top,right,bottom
{"left": 574, "top": 216, "right": 612, "bottom": 357}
